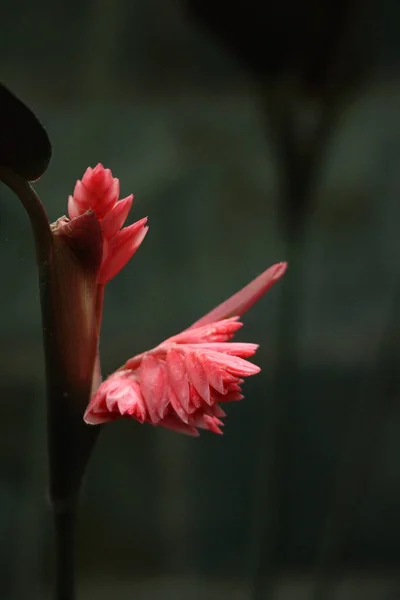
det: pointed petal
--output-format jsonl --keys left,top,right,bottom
{"left": 185, "top": 351, "right": 210, "bottom": 405}
{"left": 101, "top": 194, "right": 134, "bottom": 239}
{"left": 140, "top": 354, "right": 168, "bottom": 423}
{"left": 203, "top": 350, "right": 261, "bottom": 377}
{"left": 68, "top": 194, "right": 82, "bottom": 219}
{"left": 188, "top": 262, "right": 287, "bottom": 329}
{"left": 97, "top": 217, "right": 148, "bottom": 284}
{"left": 85, "top": 164, "right": 114, "bottom": 195}
{"left": 184, "top": 342, "right": 259, "bottom": 358}
{"left": 200, "top": 354, "right": 225, "bottom": 396}
{"left": 76, "top": 165, "right": 120, "bottom": 218}
{"left": 73, "top": 179, "right": 90, "bottom": 206}
{"left": 210, "top": 405, "right": 227, "bottom": 418}
{"left": 167, "top": 383, "right": 190, "bottom": 424}
{"left": 94, "top": 177, "right": 120, "bottom": 217}
{"left": 187, "top": 383, "right": 203, "bottom": 413}
{"left": 87, "top": 164, "right": 101, "bottom": 179}
{"left": 118, "top": 379, "right": 147, "bottom": 422}
{"left": 168, "top": 317, "right": 242, "bottom": 344}
{"left": 166, "top": 349, "right": 190, "bottom": 414}
{"left": 194, "top": 414, "right": 223, "bottom": 434}
{"left": 85, "top": 373, "right": 147, "bottom": 424}
{"left": 84, "top": 389, "right": 112, "bottom": 424}
{"left": 82, "top": 166, "right": 94, "bottom": 180}
{"left": 84, "top": 410, "right": 113, "bottom": 425}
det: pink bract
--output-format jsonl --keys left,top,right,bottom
{"left": 68, "top": 163, "right": 148, "bottom": 284}
{"left": 84, "top": 263, "right": 287, "bottom": 436}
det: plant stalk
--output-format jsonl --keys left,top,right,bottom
{"left": 53, "top": 506, "right": 77, "bottom": 600}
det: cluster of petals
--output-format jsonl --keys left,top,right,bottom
{"left": 84, "top": 317, "right": 260, "bottom": 436}
{"left": 69, "top": 168, "right": 288, "bottom": 438}
{"left": 68, "top": 163, "right": 148, "bottom": 284}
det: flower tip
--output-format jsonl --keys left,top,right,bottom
{"left": 273, "top": 261, "right": 288, "bottom": 280}
{"left": 67, "top": 194, "right": 80, "bottom": 219}
{"left": 100, "top": 194, "right": 135, "bottom": 238}
{"left": 97, "top": 216, "right": 149, "bottom": 283}
{"left": 83, "top": 410, "right": 103, "bottom": 425}
{"left": 204, "top": 416, "right": 224, "bottom": 435}
{"left": 188, "top": 261, "right": 288, "bottom": 329}
{"left": 82, "top": 166, "right": 93, "bottom": 179}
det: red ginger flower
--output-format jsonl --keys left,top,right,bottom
{"left": 67, "top": 163, "right": 148, "bottom": 284}
{"left": 84, "top": 262, "right": 287, "bottom": 436}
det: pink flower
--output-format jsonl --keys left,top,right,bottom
{"left": 67, "top": 163, "right": 148, "bottom": 284}
{"left": 84, "top": 262, "right": 287, "bottom": 436}
{"left": 43, "top": 163, "right": 149, "bottom": 475}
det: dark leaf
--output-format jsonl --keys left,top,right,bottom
{"left": 0, "top": 83, "right": 52, "bottom": 181}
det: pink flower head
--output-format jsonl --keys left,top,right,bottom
{"left": 67, "top": 163, "right": 148, "bottom": 284}
{"left": 84, "top": 262, "right": 287, "bottom": 436}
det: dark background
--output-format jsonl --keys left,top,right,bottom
{"left": 1, "top": 0, "right": 400, "bottom": 598}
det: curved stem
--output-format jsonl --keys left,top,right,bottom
{"left": 0, "top": 166, "right": 52, "bottom": 263}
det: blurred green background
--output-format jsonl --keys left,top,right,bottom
{"left": 1, "top": 0, "right": 400, "bottom": 598}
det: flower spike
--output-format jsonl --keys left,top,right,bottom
{"left": 66, "top": 163, "right": 148, "bottom": 284}
{"left": 84, "top": 263, "right": 287, "bottom": 435}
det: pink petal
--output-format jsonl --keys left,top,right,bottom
{"left": 68, "top": 194, "right": 82, "bottom": 219}
{"left": 166, "top": 383, "right": 190, "bottom": 424}
{"left": 193, "top": 414, "right": 223, "bottom": 435}
{"left": 117, "top": 379, "right": 146, "bottom": 422}
{"left": 96, "top": 165, "right": 113, "bottom": 187}
{"left": 81, "top": 166, "right": 94, "bottom": 180}
{"left": 76, "top": 165, "right": 120, "bottom": 218}
{"left": 85, "top": 164, "right": 114, "bottom": 195}
{"left": 168, "top": 317, "right": 242, "bottom": 344}
{"left": 166, "top": 349, "right": 190, "bottom": 414}
{"left": 84, "top": 374, "right": 147, "bottom": 424}
{"left": 199, "top": 354, "right": 225, "bottom": 396}
{"left": 187, "top": 384, "right": 203, "bottom": 413}
{"left": 185, "top": 351, "right": 210, "bottom": 405}
{"left": 84, "top": 393, "right": 106, "bottom": 421}
{"left": 84, "top": 391, "right": 111, "bottom": 424}
{"left": 123, "top": 353, "right": 146, "bottom": 371}
{"left": 100, "top": 195, "right": 134, "bottom": 239}
{"left": 209, "top": 405, "right": 227, "bottom": 418}
{"left": 140, "top": 354, "right": 168, "bottom": 423}
{"left": 202, "top": 350, "right": 260, "bottom": 377}
{"left": 188, "top": 262, "right": 287, "bottom": 329}
{"left": 72, "top": 180, "right": 91, "bottom": 207}
{"left": 184, "top": 342, "right": 259, "bottom": 358}
{"left": 94, "top": 178, "right": 120, "bottom": 217}
{"left": 84, "top": 410, "right": 112, "bottom": 425}
{"left": 98, "top": 218, "right": 148, "bottom": 284}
